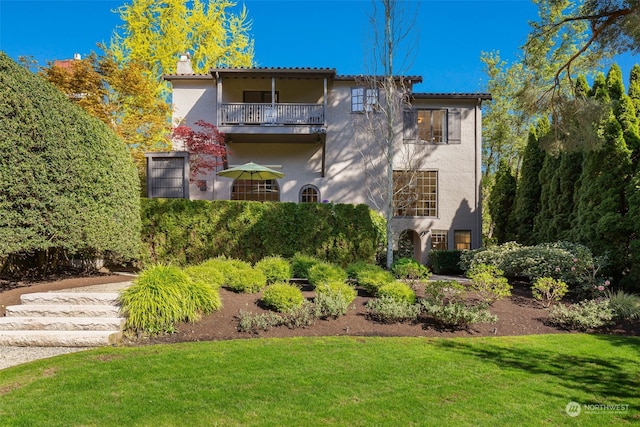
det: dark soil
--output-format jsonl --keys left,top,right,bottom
{"left": 2, "top": 273, "right": 637, "bottom": 345}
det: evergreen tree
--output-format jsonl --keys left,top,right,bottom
{"left": 489, "top": 159, "right": 517, "bottom": 244}
{"left": 512, "top": 123, "right": 545, "bottom": 245}
{"left": 533, "top": 153, "right": 561, "bottom": 243}
{"left": 629, "top": 64, "right": 640, "bottom": 119}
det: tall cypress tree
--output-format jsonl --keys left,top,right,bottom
{"left": 533, "top": 152, "right": 561, "bottom": 243}
{"left": 512, "top": 122, "right": 546, "bottom": 245}
{"left": 629, "top": 64, "right": 640, "bottom": 120}
{"left": 489, "top": 159, "right": 517, "bottom": 244}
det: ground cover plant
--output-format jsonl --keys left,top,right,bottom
{"left": 0, "top": 335, "right": 637, "bottom": 426}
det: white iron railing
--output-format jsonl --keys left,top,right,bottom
{"left": 221, "top": 103, "right": 324, "bottom": 125}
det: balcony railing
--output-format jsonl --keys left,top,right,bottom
{"left": 221, "top": 103, "right": 324, "bottom": 126}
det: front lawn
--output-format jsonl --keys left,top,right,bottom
{"left": 0, "top": 334, "right": 637, "bottom": 426}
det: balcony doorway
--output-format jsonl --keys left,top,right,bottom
{"left": 231, "top": 179, "right": 280, "bottom": 202}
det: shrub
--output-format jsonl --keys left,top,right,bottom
{"left": 307, "top": 262, "right": 348, "bottom": 288}
{"left": 606, "top": 289, "right": 640, "bottom": 320}
{"left": 421, "top": 300, "right": 497, "bottom": 330}
{"left": 467, "top": 264, "right": 512, "bottom": 305}
{"left": 261, "top": 282, "right": 305, "bottom": 312}
{"left": 365, "top": 296, "right": 420, "bottom": 323}
{"left": 119, "top": 264, "right": 218, "bottom": 335}
{"left": 225, "top": 265, "right": 267, "bottom": 294}
{"left": 237, "top": 301, "right": 315, "bottom": 333}
{"left": 255, "top": 256, "right": 293, "bottom": 284}
{"left": 531, "top": 277, "right": 568, "bottom": 307}
{"left": 391, "top": 258, "right": 431, "bottom": 282}
{"left": 547, "top": 300, "right": 615, "bottom": 331}
{"left": 428, "top": 250, "right": 463, "bottom": 275}
{"left": 0, "top": 52, "right": 141, "bottom": 274}
{"left": 314, "top": 281, "right": 357, "bottom": 318}
{"left": 291, "top": 253, "right": 321, "bottom": 279}
{"left": 423, "top": 280, "right": 466, "bottom": 305}
{"left": 346, "top": 262, "right": 394, "bottom": 295}
{"left": 377, "top": 281, "right": 417, "bottom": 304}
{"left": 183, "top": 264, "right": 225, "bottom": 290}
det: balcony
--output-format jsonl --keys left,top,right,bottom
{"left": 221, "top": 103, "right": 324, "bottom": 126}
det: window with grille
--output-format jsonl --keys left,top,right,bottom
{"left": 231, "top": 179, "right": 280, "bottom": 201}
{"left": 393, "top": 170, "right": 438, "bottom": 217}
{"left": 300, "top": 185, "right": 319, "bottom": 203}
{"left": 351, "top": 87, "right": 379, "bottom": 112}
{"left": 431, "top": 230, "right": 448, "bottom": 250}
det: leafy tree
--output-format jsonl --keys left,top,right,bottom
{"left": 172, "top": 120, "right": 228, "bottom": 181}
{"left": 109, "top": 0, "right": 254, "bottom": 98}
{"left": 42, "top": 53, "right": 171, "bottom": 172}
{"left": 488, "top": 160, "right": 517, "bottom": 244}
{"left": 0, "top": 53, "right": 141, "bottom": 275}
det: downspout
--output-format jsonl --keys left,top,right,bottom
{"left": 216, "top": 72, "right": 222, "bottom": 126}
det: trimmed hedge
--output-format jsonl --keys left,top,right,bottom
{"left": 428, "top": 250, "right": 463, "bottom": 275}
{"left": 0, "top": 52, "right": 141, "bottom": 274}
{"left": 141, "top": 199, "right": 385, "bottom": 267}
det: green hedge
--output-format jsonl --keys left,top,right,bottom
{"left": 428, "top": 250, "right": 463, "bottom": 275}
{"left": 141, "top": 199, "right": 385, "bottom": 267}
{"left": 0, "top": 52, "right": 141, "bottom": 274}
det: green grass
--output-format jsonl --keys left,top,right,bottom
{"left": 0, "top": 334, "right": 638, "bottom": 426}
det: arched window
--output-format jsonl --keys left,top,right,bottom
{"left": 299, "top": 185, "right": 319, "bottom": 203}
{"left": 232, "top": 179, "right": 280, "bottom": 201}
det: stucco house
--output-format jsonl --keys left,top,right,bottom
{"left": 153, "top": 55, "right": 491, "bottom": 263}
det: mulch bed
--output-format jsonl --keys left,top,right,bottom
{"left": 1, "top": 274, "right": 638, "bottom": 345}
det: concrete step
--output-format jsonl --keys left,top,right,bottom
{"left": 0, "top": 316, "right": 126, "bottom": 331}
{"left": 5, "top": 304, "right": 121, "bottom": 318}
{"left": 0, "top": 330, "right": 123, "bottom": 347}
{"left": 20, "top": 292, "right": 120, "bottom": 306}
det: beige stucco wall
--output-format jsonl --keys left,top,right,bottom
{"left": 167, "top": 74, "right": 484, "bottom": 262}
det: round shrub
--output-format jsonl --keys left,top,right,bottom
{"left": 255, "top": 256, "right": 293, "bottom": 284}
{"left": 391, "top": 258, "right": 431, "bottom": 281}
{"left": 365, "top": 296, "right": 420, "bottom": 323}
{"left": 314, "top": 281, "right": 357, "bottom": 318}
{"left": 261, "top": 282, "right": 305, "bottom": 312}
{"left": 291, "top": 253, "right": 322, "bottom": 279}
{"left": 307, "top": 262, "right": 348, "bottom": 288}
{"left": 467, "top": 263, "right": 512, "bottom": 305}
{"left": 226, "top": 265, "right": 267, "bottom": 293}
{"left": 531, "top": 277, "right": 568, "bottom": 308}
{"left": 347, "top": 262, "right": 394, "bottom": 295}
{"left": 119, "top": 264, "right": 218, "bottom": 335}
{"left": 183, "top": 264, "right": 225, "bottom": 290}
{"left": 377, "top": 281, "right": 417, "bottom": 304}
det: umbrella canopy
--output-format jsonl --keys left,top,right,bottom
{"left": 216, "top": 162, "right": 285, "bottom": 180}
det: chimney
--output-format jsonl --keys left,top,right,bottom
{"left": 73, "top": 53, "right": 81, "bottom": 60}
{"left": 177, "top": 52, "right": 194, "bottom": 74}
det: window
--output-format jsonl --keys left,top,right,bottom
{"left": 403, "top": 108, "right": 461, "bottom": 144}
{"left": 351, "top": 87, "right": 379, "bottom": 112}
{"left": 393, "top": 170, "right": 438, "bottom": 217}
{"left": 418, "top": 109, "right": 447, "bottom": 143}
{"left": 232, "top": 179, "right": 280, "bottom": 202}
{"left": 454, "top": 230, "right": 471, "bottom": 250}
{"left": 300, "top": 185, "right": 319, "bottom": 203}
{"left": 243, "top": 91, "right": 278, "bottom": 103}
{"left": 431, "top": 230, "right": 448, "bottom": 250}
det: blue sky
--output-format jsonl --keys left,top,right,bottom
{"left": 1, "top": 0, "right": 638, "bottom": 93}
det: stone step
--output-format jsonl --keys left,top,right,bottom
{"left": 20, "top": 292, "right": 121, "bottom": 306}
{"left": 5, "top": 304, "right": 121, "bottom": 318}
{"left": 0, "top": 317, "right": 126, "bottom": 331}
{"left": 0, "top": 330, "right": 123, "bottom": 347}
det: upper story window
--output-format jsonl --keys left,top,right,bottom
{"left": 300, "top": 185, "right": 319, "bottom": 203}
{"left": 403, "top": 108, "right": 461, "bottom": 144}
{"left": 393, "top": 170, "right": 438, "bottom": 217}
{"left": 418, "top": 110, "right": 447, "bottom": 143}
{"left": 351, "top": 87, "right": 379, "bottom": 112}
{"left": 243, "top": 91, "right": 279, "bottom": 103}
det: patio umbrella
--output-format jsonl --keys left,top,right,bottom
{"left": 216, "top": 162, "right": 285, "bottom": 200}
